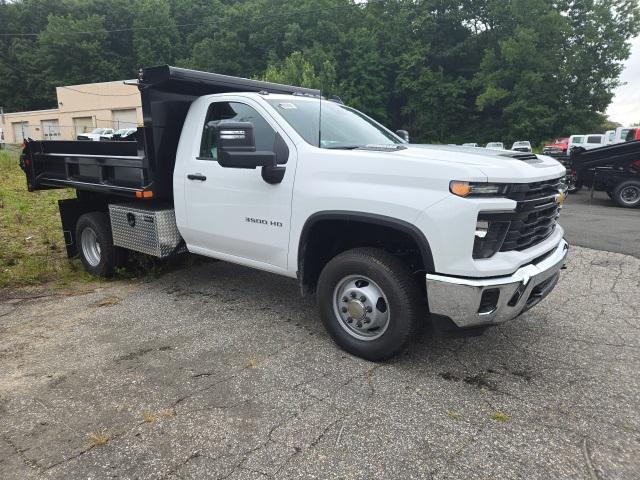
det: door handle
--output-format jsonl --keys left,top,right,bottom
{"left": 187, "top": 173, "right": 207, "bottom": 181}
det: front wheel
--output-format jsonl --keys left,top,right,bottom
{"left": 612, "top": 180, "right": 640, "bottom": 208}
{"left": 316, "top": 248, "right": 424, "bottom": 361}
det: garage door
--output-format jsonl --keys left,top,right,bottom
{"left": 73, "top": 117, "right": 94, "bottom": 137}
{"left": 12, "top": 122, "right": 29, "bottom": 143}
{"left": 112, "top": 109, "right": 138, "bottom": 129}
{"left": 41, "top": 119, "right": 61, "bottom": 140}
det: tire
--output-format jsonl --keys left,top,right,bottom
{"left": 316, "top": 248, "right": 424, "bottom": 361}
{"left": 75, "top": 212, "right": 126, "bottom": 277}
{"left": 611, "top": 180, "right": 640, "bottom": 208}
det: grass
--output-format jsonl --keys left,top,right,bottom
{"left": 87, "top": 430, "right": 111, "bottom": 446}
{"left": 446, "top": 410, "right": 462, "bottom": 421}
{"left": 490, "top": 411, "right": 510, "bottom": 422}
{"left": 0, "top": 148, "right": 95, "bottom": 289}
{"left": 142, "top": 412, "right": 157, "bottom": 423}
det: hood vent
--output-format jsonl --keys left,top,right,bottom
{"left": 500, "top": 152, "right": 541, "bottom": 163}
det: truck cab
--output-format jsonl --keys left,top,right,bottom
{"left": 20, "top": 65, "right": 569, "bottom": 361}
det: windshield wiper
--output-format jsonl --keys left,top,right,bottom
{"left": 324, "top": 144, "right": 407, "bottom": 151}
{"left": 324, "top": 145, "right": 362, "bottom": 150}
{"left": 357, "top": 144, "right": 407, "bottom": 151}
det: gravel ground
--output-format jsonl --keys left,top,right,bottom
{"left": 0, "top": 245, "right": 638, "bottom": 480}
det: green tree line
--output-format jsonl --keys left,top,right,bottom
{"left": 1, "top": 0, "right": 638, "bottom": 145}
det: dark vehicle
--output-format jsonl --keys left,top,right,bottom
{"left": 570, "top": 140, "right": 640, "bottom": 208}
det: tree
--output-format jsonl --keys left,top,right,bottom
{"left": 132, "top": 0, "right": 179, "bottom": 68}
{"left": 262, "top": 51, "right": 336, "bottom": 93}
{"left": 0, "top": 0, "right": 637, "bottom": 146}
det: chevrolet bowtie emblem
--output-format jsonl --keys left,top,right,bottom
{"left": 555, "top": 191, "right": 567, "bottom": 205}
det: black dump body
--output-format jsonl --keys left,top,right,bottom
{"left": 21, "top": 65, "right": 319, "bottom": 200}
{"left": 570, "top": 140, "right": 640, "bottom": 190}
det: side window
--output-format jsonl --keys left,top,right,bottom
{"left": 199, "top": 101, "right": 276, "bottom": 159}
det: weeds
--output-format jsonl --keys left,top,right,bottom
{"left": 446, "top": 410, "right": 462, "bottom": 421}
{"left": 87, "top": 430, "right": 111, "bottom": 446}
{"left": 0, "top": 149, "right": 80, "bottom": 288}
{"left": 142, "top": 412, "right": 157, "bottom": 423}
{"left": 490, "top": 411, "right": 510, "bottom": 422}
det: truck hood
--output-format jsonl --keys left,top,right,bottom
{"left": 401, "top": 144, "right": 566, "bottom": 183}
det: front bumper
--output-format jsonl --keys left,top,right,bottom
{"left": 426, "top": 239, "right": 569, "bottom": 328}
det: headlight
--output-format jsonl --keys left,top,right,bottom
{"left": 472, "top": 218, "right": 510, "bottom": 259}
{"left": 450, "top": 181, "right": 509, "bottom": 197}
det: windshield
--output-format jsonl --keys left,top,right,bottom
{"left": 513, "top": 141, "right": 529, "bottom": 146}
{"left": 572, "top": 136, "right": 585, "bottom": 144}
{"left": 91, "top": 128, "right": 106, "bottom": 134}
{"left": 265, "top": 99, "right": 402, "bottom": 149}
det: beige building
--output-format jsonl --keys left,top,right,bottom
{"left": 1, "top": 80, "right": 142, "bottom": 143}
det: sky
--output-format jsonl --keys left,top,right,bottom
{"left": 606, "top": 36, "right": 640, "bottom": 126}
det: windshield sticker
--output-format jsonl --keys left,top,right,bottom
{"left": 278, "top": 103, "right": 297, "bottom": 109}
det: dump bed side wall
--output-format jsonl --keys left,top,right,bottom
{"left": 21, "top": 135, "right": 147, "bottom": 197}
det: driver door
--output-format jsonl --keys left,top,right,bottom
{"left": 182, "top": 100, "right": 296, "bottom": 270}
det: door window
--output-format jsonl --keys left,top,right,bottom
{"left": 199, "top": 102, "right": 276, "bottom": 159}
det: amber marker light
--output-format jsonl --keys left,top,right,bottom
{"left": 449, "top": 181, "right": 472, "bottom": 197}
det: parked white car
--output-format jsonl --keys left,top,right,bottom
{"left": 485, "top": 142, "right": 504, "bottom": 150}
{"left": 568, "top": 134, "right": 604, "bottom": 154}
{"left": 77, "top": 128, "right": 114, "bottom": 141}
{"left": 604, "top": 130, "right": 616, "bottom": 144}
{"left": 511, "top": 141, "right": 532, "bottom": 152}
{"left": 100, "top": 128, "right": 137, "bottom": 141}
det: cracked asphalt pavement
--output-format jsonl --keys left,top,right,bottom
{"left": 1, "top": 245, "right": 639, "bottom": 479}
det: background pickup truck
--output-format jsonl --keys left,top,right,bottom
{"left": 20, "top": 65, "right": 569, "bottom": 361}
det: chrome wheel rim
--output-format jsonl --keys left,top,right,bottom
{"left": 81, "top": 227, "right": 101, "bottom": 267}
{"left": 620, "top": 186, "right": 640, "bottom": 205}
{"left": 333, "top": 275, "right": 390, "bottom": 341}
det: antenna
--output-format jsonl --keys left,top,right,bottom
{"left": 318, "top": 88, "right": 322, "bottom": 148}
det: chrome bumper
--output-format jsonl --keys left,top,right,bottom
{"left": 426, "top": 240, "right": 569, "bottom": 328}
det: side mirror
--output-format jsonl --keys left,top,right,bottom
{"left": 396, "top": 130, "right": 409, "bottom": 142}
{"left": 215, "top": 122, "right": 287, "bottom": 184}
{"left": 216, "top": 122, "right": 274, "bottom": 169}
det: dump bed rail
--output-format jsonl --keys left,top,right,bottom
{"left": 22, "top": 135, "right": 148, "bottom": 198}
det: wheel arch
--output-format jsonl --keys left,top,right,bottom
{"left": 297, "top": 211, "right": 435, "bottom": 295}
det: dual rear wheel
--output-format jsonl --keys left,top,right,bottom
{"left": 75, "top": 212, "right": 126, "bottom": 277}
